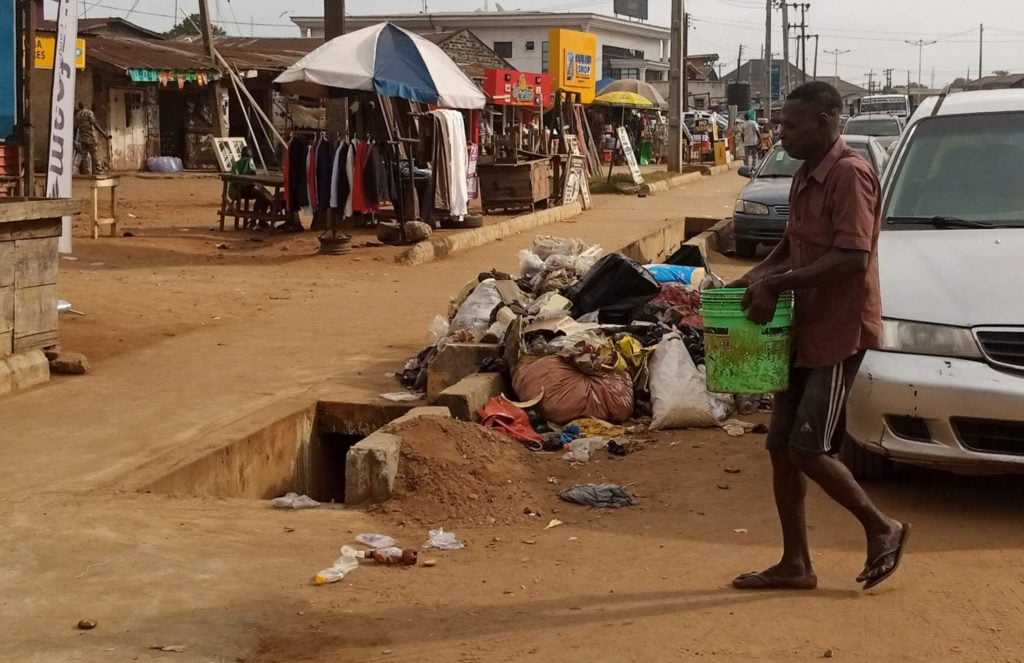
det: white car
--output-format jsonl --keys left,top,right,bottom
{"left": 843, "top": 89, "right": 1024, "bottom": 478}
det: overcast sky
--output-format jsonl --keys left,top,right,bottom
{"left": 69, "top": 0, "right": 1023, "bottom": 87}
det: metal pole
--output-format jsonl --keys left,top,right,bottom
{"left": 198, "top": 0, "right": 228, "bottom": 137}
{"left": 764, "top": 0, "right": 772, "bottom": 121}
{"left": 799, "top": 4, "right": 807, "bottom": 84}
{"left": 324, "top": 0, "right": 348, "bottom": 135}
{"left": 978, "top": 24, "right": 984, "bottom": 80}
{"left": 780, "top": 1, "right": 791, "bottom": 95}
{"left": 812, "top": 34, "right": 819, "bottom": 80}
{"left": 667, "top": 0, "right": 684, "bottom": 172}
{"left": 15, "top": 0, "right": 25, "bottom": 196}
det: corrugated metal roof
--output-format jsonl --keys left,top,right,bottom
{"left": 212, "top": 38, "right": 320, "bottom": 72}
{"left": 87, "top": 36, "right": 214, "bottom": 71}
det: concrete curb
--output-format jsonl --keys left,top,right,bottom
{"left": 685, "top": 217, "right": 735, "bottom": 255}
{"left": 0, "top": 350, "right": 49, "bottom": 398}
{"left": 346, "top": 405, "right": 452, "bottom": 505}
{"left": 645, "top": 171, "right": 702, "bottom": 193}
{"left": 399, "top": 202, "right": 584, "bottom": 266}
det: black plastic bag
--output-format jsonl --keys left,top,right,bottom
{"left": 564, "top": 253, "right": 661, "bottom": 324}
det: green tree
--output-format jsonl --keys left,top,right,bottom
{"left": 166, "top": 13, "right": 226, "bottom": 37}
{"left": 992, "top": 70, "right": 1010, "bottom": 77}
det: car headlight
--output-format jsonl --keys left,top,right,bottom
{"left": 734, "top": 200, "right": 771, "bottom": 215}
{"left": 880, "top": 319, "right": 982, "bottom": 359}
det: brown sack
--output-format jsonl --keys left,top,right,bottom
{"left": 513, "top": 355, "right": 634, "bottom": 425}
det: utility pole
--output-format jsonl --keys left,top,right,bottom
{"left": 824, "top": 48, "right": 849, "bottom": 80}
{"left": 324, "top": 0, "right": 347, "bottom": 135}
{"left": 668, "top": 0, "right": 685, "bottom": 172}
{"left": 930, "top": 66, "right": 935, "bottom": 90}
{"left": 811, "top": 34, "right": 819, "bottom": 80}
{"left": 780, "top": 0, "right": 791, "bottom": 95}
{"left": 683, "top": 12, "right": 690, "bottom": 118}
{"left": 735, "top": 44, "right": 744, "bottom": 83}
{"left": 788, "top": 2, "right": 809, "bottom": 83}
{"left": 884, "top": 67, "right": 893, "bottom": 91}
{"left": 198, "top": 0, "right": 227, "bottom": 137}
{"left": 866, "top": 70, "right": 875, "bottom": 92}
{"left": 905, "top": 39, "right": 937, "bottom": 90}
{"left": 978, "top": 23, "right": 984, "bottom": 80}
{"left": 765, "top": 0, "right": 773, "bottom": 120}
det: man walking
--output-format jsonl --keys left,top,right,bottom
{"left": 729, "top": 81, "right": 910, "bottom": 591}
{"left": 74, "top": 102, "right": 109, "bottom": 175}
{"left": 741, "top": 115, "right": 761, "bottom": 169}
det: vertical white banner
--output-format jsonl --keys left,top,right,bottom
{"left": 45, "top": 0, "right": 78, "bottom": 254}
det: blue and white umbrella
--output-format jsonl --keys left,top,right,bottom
{"left": 275, "top": 22, "right": 485, "bottom": 110}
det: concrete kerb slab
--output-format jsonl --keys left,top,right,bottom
{"left": 346, "top": 406, "right": 452, "bottom": 505}
{"left": 433, "top": 372, "right": 508, "bottom": 421}
{"left": 399, "top": 202, "right": 584, "bottom": 266}
{"left": 685, "top": 217, "right": 735, "bottom": 255}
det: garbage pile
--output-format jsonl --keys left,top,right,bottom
{"left": 398, "top": 234, "right": 764, "bottom": 447}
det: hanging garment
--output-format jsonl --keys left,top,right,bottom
{"left": 306, "top": 138, "right": 318, "bottom": 210}
{"left": 363, "top": 143, "right": 391, "bottom": 206}
{"left": 430, "top": 109, "right": 469, "bottom": 217}
{"left": 315, "top": 138, "right": 334, "bottom": 212}
{"left": 383, "top": 142, "right": 406, "bottom": 223}
{"left": 344, "top": 139, "right": 356, "bottom": 218}
{"left": 286, "top": 136, "right": 310, "bottom": 212}
{"left": 351, "top": 140, "right": 378, "bottom": 214}
{"left": 330, "top": 140, "right": 350, "bottom": 210}
{"left": 432, "top": 114, "right": 451, "bottom": 213}
{"left": 283, "top": 136, "right": 292, "bottom": 211}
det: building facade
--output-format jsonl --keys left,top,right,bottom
{"left": 291, "top": 12, "right": 670, "bottom": 81}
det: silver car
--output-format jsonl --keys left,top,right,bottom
{"left": 843, "top": 89, "right": 1024, "bottom": 478}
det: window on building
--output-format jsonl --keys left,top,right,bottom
{"left": 694, "top": 97, "right": 707, "bottom": 110}
{"left": 541, "top": 41, "right": 549, "bottom": 73}
{"left": 611, "top": 68, "right": 641, "bottom": 80}
{"left": 645, "top": 70, "right": 665, "bottom": 82}
{"left": 602, "top": 44, "right": 645, "bottom": 79}
{"left": 493, "top": 41, "right": 513, "bottom": 59}
{"left": 525, "top": 41, "right": 535, "bottom": 51}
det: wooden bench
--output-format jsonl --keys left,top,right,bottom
{"left": 217, "top": 173, "right": 293, "bottom": 231}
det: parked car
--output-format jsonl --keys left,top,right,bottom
{"left": 732, "top": 136, "right": 888, "bottom": 258}
{"left": 843, "top": 89, "right": 1024, "bottom": 479}
{"left": 843, "top": 113, "right": 904, "bottom": 150}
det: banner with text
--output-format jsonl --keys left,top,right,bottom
{"left": 549, "top": 28, "right": 597, "bottom": 104}
{"left": 45, "top": 0, "right": 78, "bottom": 253}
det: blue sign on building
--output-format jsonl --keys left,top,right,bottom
{"left": 771, "top": 64, "right": 782, "bottom": 101}
{"left": 0, "top": 0, "right": 16, "bottom": 137}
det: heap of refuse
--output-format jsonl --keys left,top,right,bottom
{"left": 397, "top": 234, "right": 766, "bottom": 448}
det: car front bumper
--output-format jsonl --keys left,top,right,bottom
{"left": 846, "top": 350, "right": 1024, "bottom": 474}
{"left": 733, "top": 214, "right": 786, "bottom": 244}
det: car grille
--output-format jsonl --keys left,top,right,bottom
{"left": 773, "top": 204, "right": 790, "bottom": 218}
{"left": 953, "top": 417, "right": 1024, "bottom": 456}
{"left": 976, "top": 329, "right": 1024, "bottom": 370}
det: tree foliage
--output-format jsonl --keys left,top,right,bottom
{"left": 166, "top": 13, "right": 226, "bottom": 37}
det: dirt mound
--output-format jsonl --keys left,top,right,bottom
{"left": 388, "top": 416, "right": 543, "bottom": 526}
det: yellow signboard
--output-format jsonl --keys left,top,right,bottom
{"left": 549, "top": 28, "right": 597, "bottom": 104}
{"left": 35, "top": 35, "right": 86, "bottom": 69}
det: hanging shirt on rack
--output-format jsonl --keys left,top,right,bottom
{"left": 344, "top": 139, "right": 356, "bottom": 218}
{"left": 430, "top": 109, "right": 470, "bottom": 218}
{"left": 315, "top": 138, "right": 334, "bottom": 212}
{"left": 306, "top": 137, "right": 318, "bottom": 210}
{"left": 351, "top": 140, "right": 377, "bottom": 214}
{"left": 285, "top": 136, "right": 310, "bottom": 212}
{"left": 330, "top": 140, "right": 350, "bottom": 210}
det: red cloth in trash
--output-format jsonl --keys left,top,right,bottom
{"left": 651, "top": 283, "right": 703, "bottom": 328}
{"left": 477, "top": 396, "right": 543, "bottom": 448}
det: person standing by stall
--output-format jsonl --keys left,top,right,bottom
{"left": 741, "top": 116, "right": 761, "bottom": 170}
{"left": 74, "top": 102, "right": 110, "bottom": 175}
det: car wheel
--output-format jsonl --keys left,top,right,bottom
{"left": 839, "top": 436, "right": 894, "bottom": 481}
{"left": 736, "top": 240, "right": 758, "bottom": 259}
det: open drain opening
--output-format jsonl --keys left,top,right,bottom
{"left": 140, "top": 401, "right": 414, "bottom": 501}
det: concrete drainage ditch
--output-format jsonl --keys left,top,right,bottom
{"left": 138, "top": 400, "right": 419, "bottom": 505}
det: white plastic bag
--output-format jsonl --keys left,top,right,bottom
{"left": 518, "top": 249, "right": 545, "bottom": 280}
{"left": 355, "top": 533, "right": 397, "bottom": 549}
{"left": 425, "top": 315, "right": 450, "bottom": 345}
{"left": 533, "top": 235, "right": 585, "bottom": 260}
{"left": 313, "top": 545, "right": 360, "bottom": 585}
{"left": 425, "top": 528, "right": 465, "bottom": 550}
{"left": 562, "top": 436, "right": 608, "bottom": 463}
{"left": 271, "top": 492, "right": 320, "bottom": 509}
{"left": 649, "top": 333, "right": 719, "bottom": 430}
{"left": 450, "top": 279, "right": 502, "bottom": 334}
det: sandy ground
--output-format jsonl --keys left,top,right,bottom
{"left": 3, "top": 171, "right": 1024, "bottom": 662}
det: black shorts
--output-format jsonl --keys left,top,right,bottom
{"left": 766, "top": 352, "right": 865, "bottom": 455}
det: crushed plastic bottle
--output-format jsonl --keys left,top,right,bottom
{"left": 271, "top": 492, "right": 320, "bottom": 509}
{"left": 425, "top": 528, "right": 465, "bottom": 550}
{"left": 313, "top": 545, "right": 360, "bottom": 585}
{"left": 355, "top": 533, "right": 398, "bottom": 549}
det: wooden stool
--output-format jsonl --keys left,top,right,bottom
{"left": 90, "top": 176, "right": 119, "bottom": 239}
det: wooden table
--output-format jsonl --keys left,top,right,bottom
{"left": 217, "top": 173, "right": 292, "bottom": 231}
{"left": 477, "top": 157, "right": 552, "bottom": 214}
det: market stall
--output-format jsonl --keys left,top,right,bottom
{"left": 274, "top": 22, "right": 486, "bottom": 248}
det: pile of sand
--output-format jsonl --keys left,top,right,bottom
{"left": 388, "top": 416, "right": 543, "bottom": 526}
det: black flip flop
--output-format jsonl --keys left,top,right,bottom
{"left": 733, "top": 570, "right": 817, "bottom": 590}
{"left": 862, "top": 522, "right": 912, "bottom": 591}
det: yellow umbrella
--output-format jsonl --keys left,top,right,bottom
{"left": 592, "top": 90, "right": 655, "bottom": 107}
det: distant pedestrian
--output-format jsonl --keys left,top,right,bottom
{"left": 729, "top": 81, "right": 910, "bottom": 592}
{"left": 741, "top": 117, "right": 761, "bottom": 169}
{"left": 74, "top": 102, "right": 109, "bottom": 175}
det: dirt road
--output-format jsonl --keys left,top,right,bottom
{"left": 2, "top": 172, "right": 1023, "bottom": 662}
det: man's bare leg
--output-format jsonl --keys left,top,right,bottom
{"left": 788, "top": 450, "right": 904, "bottom": 584}
{"left": 733, "top": 448, "right": 817, "bottom": 589}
